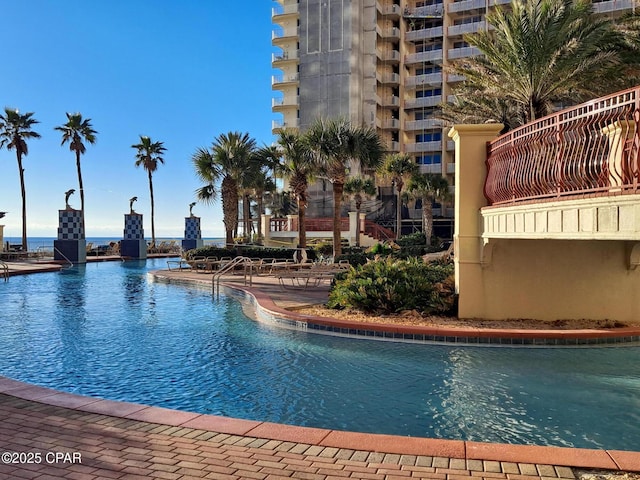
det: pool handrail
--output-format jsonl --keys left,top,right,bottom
{"left": 212, "top": 256, "right": 254, "bottom": 299}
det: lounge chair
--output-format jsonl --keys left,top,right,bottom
{"left": 422, "top": 242, "right": 454, "bottom": 263}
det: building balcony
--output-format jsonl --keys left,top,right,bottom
{"left": 376, "top": 49, "right": 401, "bottom": 62}
{"left": 405, "top": 26, "right": 444, "bottom": 42}
{"left": 419, "top": 163, "right": 443, "bottom": 174}
{"left": 448, "top": 0, "right": 488, "bottom": 14}
{"left": 272, "top": 4, "right": 299, "bottom": 22}
{"left": 272, "top": 74, "right": 300, "bottom": 88}
{"left": 405, "top": 50, "right": 443, "bottom": 65}
{"left": 404, "top": 95, "right": 442, "bottom": 109}
{"left": 405, "top": 118, "right": 442, "bottom": 131}
{"left": 379, "top": 118, "right": 400, "bottom": 129}
{"left": 406, "top": 141, "right": 442, "bottom": 153}
{"left": 272, "top": 119, "right": 299, "bottom": 133}
{"left": 376, "top": 25, "right": 401, "bottom": 40}
{"left": 272, "top": 28, "right": 299, "bottom": 46}
{"left": 592, "top": 0, "right": 635, "bottom": 14}
{"left": 388, "top": 141, "right": 400, "bottom": 152}
{"left": 376, "top": 72, "right": 400, "bottom": 84}
{"left": 447, "top": 73, "right": 466, "bottom": 83}
{"left": 447, "top": 46, "right": 482, "bottom": 60}
{"left": 272, "top": 51, "right": 299, "bottom": 66}
{"left": 272, "top": 96, "right": 299, "bottom": 111}
{"left": 405, "top": 72, "right": 443, "bottom": 88}
{"left": 378, "top": 95, "right": 400, "bottom": 107}
{"left": 376, "top": 1, "right": 402, "bottom": 18}
{"left": 404, "top": 4, "right": 444, "bottom": 18}
{"left": 448, "top": 21, "right": 486, "bottom": 36}
{"left": 446, "top": 162, "right": 456, "bottom": 174}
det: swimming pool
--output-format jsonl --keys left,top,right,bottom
{"left": 1, "top": 258, "right": 639, "bottom": 451}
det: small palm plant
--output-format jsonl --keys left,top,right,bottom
{"left": 379, "top": 153, "right": 418, "bottom": 238}
{"left": 344, "top": 176, "right": 376, "bottom": 247}
{"left": 406, "top": 173, "right": 450, "bottom": 245}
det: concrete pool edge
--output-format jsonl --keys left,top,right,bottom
{"left": 0, "top": 375, "right": 638, "bottom": 472}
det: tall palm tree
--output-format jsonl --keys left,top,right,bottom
{"left": 406, "top": 173, "right": 450, "bottom": 245}
{"left": 131, "top": 135, "right": 166, "bottom": 247}
{"left": 344, "top": 176, "right": 376, "bottom": 247}
{"left": 445, "top": 0, "right": 639, "bottom": 127}
{"left": 379, "top": 153, "right": 418, "bottom": 238}
{"left": 192, "top": 131, "right": 256, "bottom": 247}
{"left": 306, "top": 118, "right": 384, "bottom": 257}
{"left": 276, "top": 129, "right": 317, "bottom": 249}
{"left": 0, "top": 108, "right": 41, "bottom": 250}
{"left": 55, "top": 113, "right": 97, "bottom": 232}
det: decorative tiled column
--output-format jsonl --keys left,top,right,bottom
{"left": 54, "top": 209, "right": 87, "bottom": 263}
{"left": 121, "top": 213, "right": 147, "bottom": 259}
{"left": 182, "top": 216, "right": 203, "bottom": 251}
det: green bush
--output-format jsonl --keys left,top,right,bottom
{"left": 327, "top": 257, "right": 456, "bottom": 315}
{"left": 335, "top": 252, "right": 371, "bottom": 267}
{"left": 185, "top": 246, "right": 298, "bottom": 260}
{"left": 396, "top": 232, "right": 426, "bottom": 247}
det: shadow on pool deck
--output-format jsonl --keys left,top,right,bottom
{"left": 1, "top": 263, "right": 639, "bottom": 478}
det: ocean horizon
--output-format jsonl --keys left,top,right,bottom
{"left": 3, "top": 236, "right": 225, "bottom": 251}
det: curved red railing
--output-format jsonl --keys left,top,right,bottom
{"left": 485, "top": 87, "right": 640, "bottom": 206}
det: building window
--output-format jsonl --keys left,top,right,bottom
{"left": 416, "top": 132, "right": 442, "bottom": 142}
{"left": 415, "top": 154, "right": 442, "bottom": 165}
{"left": 416, "top": 88, "right": 442, "bottom": 98}
{"left": 416, "top": 65, "right": 441, "bottom": 75}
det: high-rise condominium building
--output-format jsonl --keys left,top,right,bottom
{"left": 271, "top": 0, "right": 636, "bottom": 221}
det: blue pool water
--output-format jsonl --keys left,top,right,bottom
{"left": 1, "top": 258, "right": 639, "bottom": 451}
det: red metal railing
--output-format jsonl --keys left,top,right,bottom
{"left": 485, "top": 87, "right": 640, "bottom": 206}
{"left": 363, "top": 220, "right": 396, "bottom": 241}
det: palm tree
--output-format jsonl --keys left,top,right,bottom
{"left": 306, "top": 118, "right": 384, "bottom": 257}
{"left": 379, "top": 153, "right": 418, "bottom": 238}
{"left": 192, "top": 131, "right": 256, "bottom": 247}
{"left": 445, "top": 0, "right": 640, "bottom": 127}
{"left": 406, "top": 173, "right": 451, "bottom": 245}
{"left": 246, "top": 146, "right": 279, "bottom": 241}
{"left": 276, "top": 129, "right": 317, "bottom": 249}
{"left": 344, "top": 176, "right": 376, "bottom": 247}
{"left": 131, "top": 136, "right": 166, "bottom": 247}
{"left": 55, "top": 113, "right": 97, "bottom": 232}
{"left": 0, "top": 108, "right": 41, "bottom": 250}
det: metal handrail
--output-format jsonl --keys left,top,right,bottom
{"left": 52, "top": 246, "right": 74, "bottom": 269}
{"left": 0, "top": 261, "right": 8, "bottom": 281}
{"left": 212, "top": 256, "right": 254, "bottom": 299}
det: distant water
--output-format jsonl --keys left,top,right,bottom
{"left": 3, "top": 236, "right": 225, "bottom": 251}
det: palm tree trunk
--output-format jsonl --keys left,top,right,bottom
{"left": 148, "top": 170, "right": 155, "bottom": 246}
{"left": 354, "top": 195, "right": 362, "bottom": 248}
{"left": 76, "top": 151, "right": 85, "bottom": 236}
{"left": 256, "top": 196, "right": 264, "bottom": 239}
{"left": 243, "top": 193, "right": 251, "bottom": 240}
{"left": 221, "top": 176, "right": 237, "bottom": 248}
{"left": 297, "top": 198, "right": 307, "bottom": 248}
{"left": 17, "top": 153, "right": 27, "bottom": 250}
{"left": 396, "top": 185, "right": 403, "bottom": 239}
{"left": 332, "top": 182, "right": 344, "bottom": 257}
{"left": 423, "top": 198, "right": 434, "bottom": 246}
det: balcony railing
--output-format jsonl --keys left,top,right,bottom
{"left": 405, "top": 26, "right": 444, "bottom": 42}
{"left": 448, "top": 0, "right": 488, "bottom": 13}
{"left": 447, "top": 46, "right": 482, "bottom": 59}
{"left": 405, "top": 50, "right": 443, "bottom": 64}
{"left": 485, "top": 86, "right": 640, "bottom": 206}
{"left": 448, "top": 21, "right": 486, "bottom": 36}
{"left": 404, "top": 95, "right": 442, "bottom": 109}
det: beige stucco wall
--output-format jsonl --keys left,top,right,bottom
{"left": 451, "top": 124, "right": 640, "bottom": 322}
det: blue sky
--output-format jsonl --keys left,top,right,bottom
{"left": 0, "top": 1, "right": 276, "bottom": 239}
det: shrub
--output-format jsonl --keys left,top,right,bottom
{"left": 335, "top": 252, "right": 371, "bottom": 267}
{"left": 396, "top": 232, "right": 426, "bottom": 247}
{"left": 185, "top": 246, "right": 298, "bottom": 260}
{"left": 327, "top": 257, "right": 456, "bottom": 315}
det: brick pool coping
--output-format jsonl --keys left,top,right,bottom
{"left": 0, "top": 376, "right": 639, "bottom": 475}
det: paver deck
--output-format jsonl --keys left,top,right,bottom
{"left": 1, "top": 259, "right": 639, "bottom": 479}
